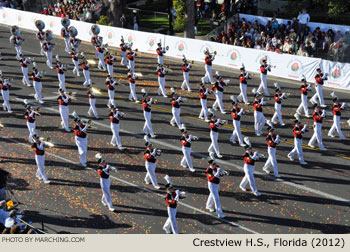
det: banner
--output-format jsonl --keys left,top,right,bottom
{"left": 0, "top": 7, "right": 349, "bottom": 90}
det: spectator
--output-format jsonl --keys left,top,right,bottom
{"left": 0, "top": 200, "right": 9, "bottom": 226}
{"left": 133, "top": 13, "right": 139, "bottom": 31}
{"left": 120, "top": 13, "right": 127, "bottom": 28}
{"left": 297, "top": 9, "right": 310, "bottom": 34}
{"left": 334, "top": 30, "right": 342, "bottom": 42}
{"left": 305, "top": 41, "right": 313, "bottom": 56}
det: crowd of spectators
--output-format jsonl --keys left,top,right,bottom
{"left": 0, "top": 0, "right": 23, "bottom": 9}
{"left": 41, "top": 0, "right": 103, "bottom": 23}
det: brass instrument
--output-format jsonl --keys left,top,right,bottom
{"left": 61, "top": 17, "right": 70, "bottom": 28}
{"left": 68, "top": 26, "right": 78, "bottom": 37}
{"left": 35, "top": 20, "right": 45, "bottom": 31}
{"left": 91, "top": 24, "right": 100, "bottom": 35}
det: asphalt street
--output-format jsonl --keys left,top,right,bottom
{"left": 0, "top": 24, "right": 349, "bottom": 234}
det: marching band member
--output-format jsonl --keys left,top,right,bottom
{"left": 105, "top": 75, "right": 118, "bottom": 108}
{"left": 9, "top": 26, "right": 24, "bottom": 60}
{"left": 144, "top": 142, "right": 161, "bottom": 189}
{"left": 328, "top": 98, "right": 346, "bottom": 140}
{"left": 24, "top": 104, "right": 40, "bottom": 143}
{"left": 108, "top": 106, "right": 125, "bottom": 150}
{"left": 30, "top": 64, "right": 44, "bottom": 104}
{"left": 237, "top": 67, "right": 251, "bottom": 105}
{"left": 60, "top": 18, "right": 71, "bottom": 53}
{"left": 288, "top": 120, "right": 308, "bottom": 165}
{"left": 201, "top": 50, "right": 215, "bottom": 84}
{"left": 0, "top": 73, "right": 12, "bottom": 113}
{"left": 239, "top": 146, "right": 261, "bottom": 196}
{"left": 199, "top": 83, "right": 210, "bottom": 122}
{"left": 211, "top": 72, "right": 227, "bottom": 114}
{"left": 56, "top": 56, "right": 67, "bottom": 91}
{"left": 271, "top": 86, "right": 287, "bottom": 126}
{"left": 310, "top": 68, "right": 328, "bottom": 108}
{"left": 73, "top": 116, "right": 89, "bottom": 167}
{"left": 127, "top": 71, "right": 140, "bottom": 103}
{"left": 181, "top": 58, "right": 192, "bottom": 91}
{"left": 35, "top": 21, "right": 45, "bottom": 56}
{"left": 230, "top": 101, "right": 245, "bottom": 146}
{"left": 262, "top": 127, "right": 281, "bottom": 178}
{"left": 257, "top": 59, "right": 271, "bottom": 96}
{"left": 120, "top": 38, "right": 128, "bottom": 66}
{"left": 142, "top": 90, "right": 156, "bottom": 138}
{"left": 81, "top": 56, "right": 91, "bottom": 87}
{"left": 69, "top": 35, "right": 81, "bottom": 54}
{"left": 156, "top": 42, "right": 167, "bottom": 65}
{"left": 42, "top": 32, "right": 55, "bottom": 69}
{"left": 163, "top": 184, "right": 183, "bottom": 234}
{"left": 253, "top": 93, "right": 266, "bottom": 136}
{"left": 170, "top": 92, "right": 183, "bottom": 128}
{"left": 180, "top": 128, "right": 197, "bottom": 172}
{"left": 32, "top": 134, "right": 51, "bottom": 184}
{"left": 18, "top": 54, "right": 31, "bottom": 87}
{"left": 96, "top": 41, "right": 107, "bottom": 71}
{"left": 208, "top": 114, "right": 225, "bottom": 158}
{"left": 87, "top": 86, "right": 99, "bottom": 119}
{"left": 156, "top": 64, "right": 168, "bottom": 97}
{"left": 127, "top": 48, "right": 137, "bottom": 73}
{"left": 296, "top": 78, "right": 311, "bottom": 117}
{"left": 57, "top": 88, "right": 71, "bottom": 132}
{"left": 105, "top": 51, "right": 116, "bottom": 80}
{"left": 71, "top": 48, "right": 80, "bottom": 77}
{"left": 96, "top": 156, "right": 115, "bottom": 212}
{"left": 91, "top": 30, "right": 103, "bottom": 59}
{"left": 308, "top": 105, "right": 327, "bottom": 151}
{"left": 205, "top": 159, "right": 226, "bottom": 218}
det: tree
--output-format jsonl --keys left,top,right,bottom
{"left": 109, "top": 0, "right": 126, "bottom": 27}
{"left": 313, "top": 0, "right": 350, "bottom": 19}
{"left": 173, "top": 0, "right": 195, "bottom": 38}
{"left": 185, "top": 0, "right": 195, "bottom": 38}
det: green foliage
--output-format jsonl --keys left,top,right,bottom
{"left": 173, "top": 0, "right": 187, "bottom": 32}
{"left": 96, "top": 15, "right": 113, "bottom": 26}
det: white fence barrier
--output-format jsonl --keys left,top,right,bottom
{"left": 0, "top": 8, "right": 349, "bottom": 90}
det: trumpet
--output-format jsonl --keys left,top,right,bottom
{"left": 219, "top": 168, "right": 229, "bottom": 176}
{"left": 134, "top": 48, "right": 138, "bottom": 52}
{"left": 156, "top": 148, "right": 162, "bottom": 156}
{"left": 219, "top": 119, "right": 227, "bottom": 125}
{"left": 0, "top": 121, "right": 4, "bottom": 129}
{"left": 39, "top": 137, "right": 55, "bottom": 148}
{"left": 256, "top": 152, "right": 266, "bottom": 159}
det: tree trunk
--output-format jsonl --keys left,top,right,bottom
{"left": 110, "top": 0, "right": 126, "bottom": 27}
{"left": 184, "top": 0, "right": 195, "bottom": 38}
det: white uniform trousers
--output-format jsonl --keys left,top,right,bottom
{"left": 57, "top": 73, "right": 66, "bottom": 91}
{"left": 157, "top": 77, "right": 167, "bottom": 97}
{"left": 75, "top": 136, "right": 88, "bottom": 165}
{"left": 59, "top": 105, "right": 70, "bottom": 131}
{"left": 230, "top": 120, "right": 244, "bottom": 145}
{"left": 257, "top": 74, "right": 269, "bottom": 96}
{"left": 212, "top": 91, "right": 225, "bottom": 113}
{"left": 238, "top": 83, "right": 249, "bottom": 104}
{"left": 120, "top": 51, "right": 127, "bottom": 66}
{"left": 45, "top": 51, "right": 53, "bottom": 68}
{"left": 107, "top": 89, "right": 115, "bottom": 107}
{"left": 72, "top": 59, "right": 80, "bottom": 76}
{"left": 110, "top": 123, "right": 122, "bottom": 147}
{"left": 21, "top": 67, "right": 30, "bottom": 86}
{"left": 88, "top": 98, "right": 98, "bottom": 118}
{"left": 240, "top": 164, "right": 259, "bottom": 194}
{"left": 208, "top": 131, "right": 220, "bottom": 156}
{"left": 310, "top": 84, "right": 325, "bottom": 106}
{"left": 201, "top": 65, "right": 213, "bottom": 83}
{"left": 33, "top": 81, "right": 43, "bottom": 102}
{"left": 308, "top": 122, "right": 325, "bottom": 148}
{"left": 329, "top": 115, "right": 345, "bottom": 139}
{"left": 107, "top": 64, "right": 113, "bottom": 79}
{"left": 97, "top": 52, "right": 106, "bottom": 71}
{"left": 64, "top": 37, "right": 71, "bottom": 53}
{"left": 254, "top": 111, "right": 265, "bottom": 135}
{"left": 263, "top": 147, "right": 279, "bottom": 177}
{"left": 128, "top": 60, "right": 135, "bottom": 73}
{"left": 143, "top": 111, "right": 155, "bottom": 137}
{"left": 181, "top": 147, "right": 193, "bottom": 169}
{"left": 272, "top": 103, "right": 284, "bottom": 125}
{"left": 288, "top": 138, "right": 305, "bottom": 162}
{"left": 39, "top": 41, "right": 45, "bottom": 55}
{"left": 163, "top": 207, "right": 178, "bottom": 234}
{"left": 129, "top": 83, "right": 138, "bottom": 101}
{"left": 170, "top": 107, "right": 181, "bottom": 128}
{"left": 15, "top": 46, "right": 22, "bottom": 59}
{"left": 206, "top": 182, "right": 224, "bottom": 216}
{"left": 35, "top": 154, "right": 48, "bottom": 182}
{"left": 296, "top": 94, "right": 309, "bottom": 116}
{"left": 158, "top": 55, "right": 163, "bottom": 65}
{"left": 26, "top": 121, "right": 36, "bottom": 143}
{"left": 144, "top": 162, "right": 159, "bottom": 187}
{"left": 100, "top": 177, "right": 113, "bottom": 209}
{"left": 181, "top": 72, "right": 191, "bottom": 91}
{"left": 83, "top": 69, "right": 91, "bottom": 87}
{"left": 199, "top": 98, "right": 208, "bottom": 120}
{"left": 1, "top": 90, "right": 12, "bottom": 112}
